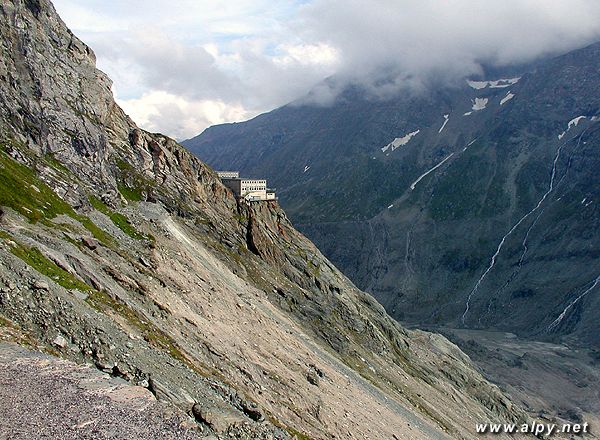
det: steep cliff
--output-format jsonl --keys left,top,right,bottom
{"left": 0, "top": 1, "right": 532, "bottom": 439}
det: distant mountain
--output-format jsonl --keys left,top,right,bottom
{"left": 184, "top": 42, "right": 600, "bottom": 349}
{"left": 0, "top": 1, "right": 531, "bottom": 438}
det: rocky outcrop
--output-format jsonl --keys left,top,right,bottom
{"left": 0, "top": 1, "right": 532, "bottom": 439}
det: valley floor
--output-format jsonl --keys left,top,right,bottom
{"left": 431, "top": 328, "right": 600, "bottom": 439}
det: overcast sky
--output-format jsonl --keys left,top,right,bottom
{"left": 53, "top": 0, "right": 600, "bottom": 140}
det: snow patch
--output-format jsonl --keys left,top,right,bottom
{"left": 466, "top": 80, "right": 488, "bottom": 90}
{"left": 410, "top": 153, "right": 454, "bottom": 190}
{"left": 467, "top": 77, "right": 520, "bottom": 90}
{"left": 568, "top": 116, "right": 586, "bottom": 129}
{"left": 381, "top": 130, "right": 420, "bottom": 152}
{"left": 438, "top": 114, "right": 449, "bottom": 133}
{"left": 463, "top": 111, "right": 472, "bottom": 116}
{"left": 591, "top": 116, "right": 600, "bottom": 122}
{"left": 490, "top": 78, "right": 521, "bottom": 88}
{"left": 500, "top": 92, "right": 515, "bottom": 105}
{"left": 387, "top": 204, "right": 394, "bottom": 209}
{"left": 581, "top": 197, "right": 587, "bottom": 205}
{"left": 472, "top": 98, "right": 488, "bottom": 111}
{"left": 462, "top": 139, "right": 477, "bottom": 152}
{"left": 558, "top": 115, "right": 587, "bottom": 140}
{"left": 303, "top": 165, "right": 310, "bottom": 173}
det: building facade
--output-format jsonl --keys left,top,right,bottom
{"left": 218, "top": 172, "right": 276, "bottom": 201}
{"left": 217, "top": 171, "right": 239, "bottom": 179}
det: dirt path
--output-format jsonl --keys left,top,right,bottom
{"left": 0, "top": 343, "right": 201, "bottom": 440}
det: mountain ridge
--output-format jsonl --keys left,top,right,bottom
{"left": 0, "top": 1, "right": 534, "bottom": 438}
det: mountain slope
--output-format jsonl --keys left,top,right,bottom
{"left": 0, "top": 1, "right": 532, "bottom": 439}
{"left": 185, "top": 42, "right": 600, "bottom": 350}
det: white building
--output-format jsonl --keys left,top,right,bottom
{"left": 217, "top": 171, "right": 239, "bottom": 179}
{"left": 218, "top": 171, "right": 276, "bottom": 201}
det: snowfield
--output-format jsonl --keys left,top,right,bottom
{"left": 467, "top": 77, "right": 521, "bottom": 90}
{"left": 472, "top": 98, "right": 489, "bottom": 111}
{"left": 438, "top": 114, "right": 449, "bottom": 133}
{"left": 381, "top": 130, "right": 420, "bottom": 152}
{"left": 500, "top": 92, "right": 515, "bottom": 105}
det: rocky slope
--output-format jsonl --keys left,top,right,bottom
{"left": 0, "top": 1, "right": 539, "bottom": 439}
{"left": 0, "top": 340, "right": 201, "bottom": 439}
{"left": 185, "top": 42, "right": 600, "bottom": 350}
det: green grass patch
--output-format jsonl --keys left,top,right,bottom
{"left": 307, "top": 259, "right": 321, "bottom": 278}
{"left": 285, "top": 427, "right": 313, "bottom": 440}
{"left": 480, "top": 173, "right": 511, "bottom": 217}
{"left": 76, "top": 215, "right": 115, "bottom": 247}
{"left": 429, "top": 147, "right": 493, "bottom": 221}
{"left": 43, "top": 153, "right": 72, "bottom": 176}
{"left": 0, "top": 148, "right": 114, "bottom": 246}
{"left": 268, "top": 417, "right": 313, "bottom": 440}
{"left": 115, "top": 158, "right": 133, "bottom": 171}
{"left": 5, "top": 237, "right": 93, "bottom": 292}
{"left": 88, "top": 195, "right": 148, "bottom": 240}
{"left": 0, "top": 149, "right": 74, "bottom": 222}
{"left": 115, "top": 158, "right": 155, "bottom": 202}
{"left": 117, "top": 182, "right": 144, "bottom": 202}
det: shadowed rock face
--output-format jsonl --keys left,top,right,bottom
{"left": 185, "top": 41, "right": 600, "bottom": 349}
{"left": 0, "top": 1, "right": 533, "bottom": 439}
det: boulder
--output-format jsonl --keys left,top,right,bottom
{"left": 81, "top": 237, "right": 98, "bottom": 250}
{"left": 33, "top": 280, "right": 49, "bottom": 291}
{"left": 52, "top": 335, "right": 68, "bottom": 348}
{"left": 192, "top": 403, "right": 247, "bottom": 433}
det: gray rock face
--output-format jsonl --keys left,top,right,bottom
{"left": 0, "top": 1, "right": 534, "bottom": 439}
{"left": 185, "top": 42, "right": 600, "bottom": 349}
{"left": 1, "top": 0, "right": 115, "bottom": 194}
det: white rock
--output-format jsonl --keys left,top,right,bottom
{"left": 53, "top": 335, "right": 68, "bottom": 348}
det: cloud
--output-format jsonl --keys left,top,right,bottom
{"left": 115, "top": 90, "right": 251, "bottom": 140}
{"left": 52, "top": 0, "right": 600, "bottom": 138}
{"left": 273, "top": 43, "right": 339, "bottom": 67}
{"left": 297, "top": 0, "right": 600, "bottom": 101}
{"left": 53, "top": 0, "right": 339, "bottom": 138}
{"left": 89, "top": 28, "right": 339, "bottom": 135}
